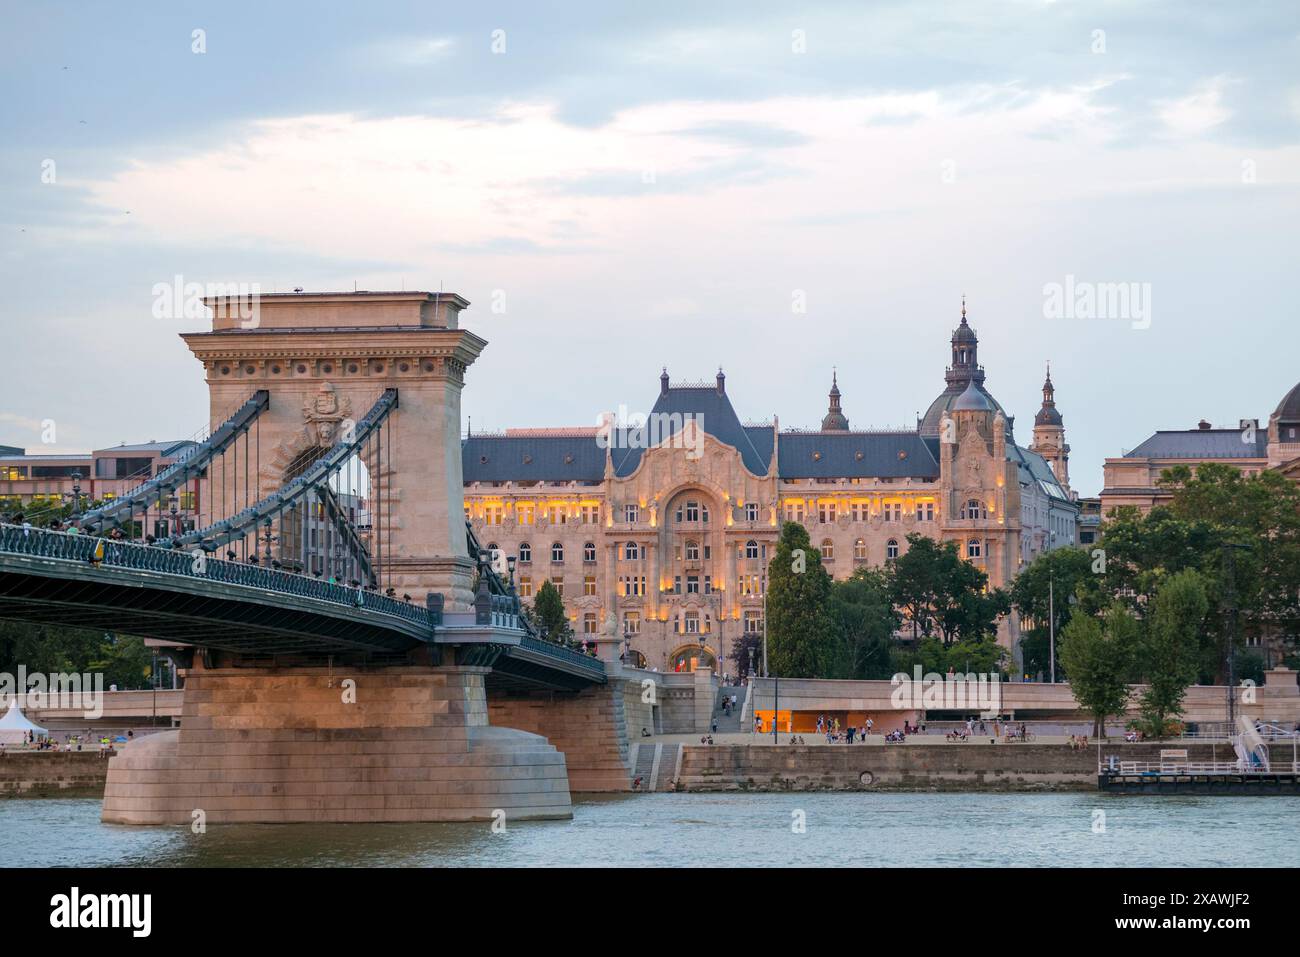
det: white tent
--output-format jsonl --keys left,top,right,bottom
{"left": 0, "top": 702, "right": 48, "bottom": 745}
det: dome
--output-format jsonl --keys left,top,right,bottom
{"left": 1034, "top": 405, "right": 1063, "bottom": 426}
{"left": 1274, "top": 381, "right": 1300, "bottom": 421}
{"left": 952, "top": 379, "right": 994, "bottom": 412}
{"left": 952, "top": 316, "right": 977, "bottom": 344}
{"left": 920, "top": 384, "right": 1010, "bottom": 435}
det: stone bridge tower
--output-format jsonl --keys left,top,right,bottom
{"left": 183, "top": 291, "right": 482, "bottom": 607}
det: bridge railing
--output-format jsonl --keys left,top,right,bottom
{"left": 0, "top": 524, "right": 430, "bottom": 629}
{"left": 517, "top": 636, "right": 606, "bottom": 678}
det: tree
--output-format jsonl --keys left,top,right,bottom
{"left": 1139, "top": 569, "right": 1208, "bottom": 737}
{"left": 766, "top": 521, "right": 837, "bottom": 678}
{"left": 1059, "top": 602, "right": 1137, "bottom": 738}
{"left": 1010, "top": 546, "right": 1100, "bottom": 679}
{"left": 826, "top": 566, "right": 899, "bottom": 679}
{"left": 530, "top": 579, "right": 571, "bottom": 644}
{"left": 888, "top": 533, "right": 1007, "bottom": 645}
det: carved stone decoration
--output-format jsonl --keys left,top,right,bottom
{"left": 302, "top": 382, "right": 354, "bottom": 446}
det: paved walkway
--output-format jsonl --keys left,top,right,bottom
{"left": 641, "top": 731, "right": 1231, "bottom": 747}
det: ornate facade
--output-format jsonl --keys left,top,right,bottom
{"left": 464, "top": 304, "right": 1078, "bottom": 672}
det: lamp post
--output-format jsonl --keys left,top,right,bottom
{"left": 1048, "top": 566, "right": 1055, "bottom": 684}
{"left": 262, "top": 519, "right": 274, "bottom": 566}
{"left": 1222, "top": 542, "right": 1252, "bottom": 728}
{"left": 168, "top": 493, "right": 180, "bottom": 538}
{"left": 69, "top": 471, "right": 83, "bottom": 519}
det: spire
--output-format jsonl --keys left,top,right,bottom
{"left": 1034, "top": 361, "right": 1062, "bottom": 426}
{"left": 660, "top": 367, "right": 670, "bottom": 398}
{"left": 820, "top": 369, "right": 849, "bottom": 431}
{"left": 716, "top": 366, "right": 726, "bottom": 395}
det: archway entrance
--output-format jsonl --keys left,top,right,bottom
{"left": 670, "top": 644, "right": 716, "bottom": 673}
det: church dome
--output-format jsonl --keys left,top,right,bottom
{"left": 1274, "top": 380, "right": 1300, "bottom": 422}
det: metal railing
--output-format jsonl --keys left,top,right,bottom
{"left": 518, "top": 636, "right": 606, "bottom": 677}
{"left": 1102, "top": 760, "right": 1300, "bottom": 775}
{"left": 0, "top": 524, "right": 429, "bottom": 628}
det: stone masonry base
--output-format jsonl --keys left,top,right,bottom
{"left": 101, "top": 665, "right": 572, "bottom": 824}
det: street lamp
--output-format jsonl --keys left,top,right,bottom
{"left": 69, "top": 471, "right": 83, "bottom": 519}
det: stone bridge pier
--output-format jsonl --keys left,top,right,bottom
{"left": 103, "top": 656, "right": 575, "bottom": 824}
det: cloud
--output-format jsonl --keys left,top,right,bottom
{"left": 1157, "top": 75, "right": 1234, "bottom": 136}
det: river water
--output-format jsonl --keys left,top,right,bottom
{"left": 3, "top": 793, "right": 1297, "bottom": 867}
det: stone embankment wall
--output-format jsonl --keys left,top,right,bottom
{"left": 0, "top": 751, "right": 111, "bottom": 796}
{"left": 677, "top": 742, "right": 1294, "bottom": 792}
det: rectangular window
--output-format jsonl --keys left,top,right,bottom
{"left": 517, "top": 503, "right": 536, "bottom": 525}
{"left": 551, "top": 577, "right": 565, "bottom": 598}
{"left": 851, "top": 502, "right": 868, "bottom": 522}
{"left": 623, "top": 612, "right": 641, "bottom": 635}
{"left": 583, "top": 575, "right": 596, "bottom": 596}
{"left": 744, "top": 502, "right": 759, "bottom": 522}
{"left": 484, "top": 505, "right": 504, "bottom": 526}
{"left": 684, "top": 612, "right": 700, "bottom": 634}
{"left": 918, "top": 502, "right": 934, "bottom": 522}
{"left": 744, "top": 611, "right": 763, "bottom": 634}
{"left": 583, "top": 613, "right": 598, "bottom": 635}
{"left": 673, "top": 576, "right": 682, "bottom": 595}
{"left": 580, "top": 504, "right": 600, "bottom": 524}
{"left": 624, "top": 503, "right": 640, "bottom": 523}
{"left": 546, "top": 505, "right": 566, "bottom": 524}
{"left": 784, "top": 502, "right": 805, "bottom": 522}
{"left": 818, "top": 501, "right": 837, "bottom": 523}
{"left": 519, "top": 576, "right": 532, "bottom": 598}
{"left": 686, "top": 575, "right": 700, "bottom": 594}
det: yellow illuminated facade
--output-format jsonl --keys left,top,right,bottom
{"left": 464, "top": 312, "right": 1078, "bottom": 671}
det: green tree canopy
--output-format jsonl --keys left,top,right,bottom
{"left": 1059, "top": 602, "right": 1137, "bottom": 738}
{"left": 825, "top": 566, "right": 899, "bottom": 679}
{"left": 1138, "top": 568, "right": 1209, "bottom": 736}
{"left": 766, "top": 521, "right": 837, "bottom": 677}
{"left": 888, "top": 533, "right": 1007, "bottom": 645}
{"left": 530, "top": 579, "right": 572, "bottom": 644}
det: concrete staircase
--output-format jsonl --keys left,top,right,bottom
{"left": 655, "top": 744, "right": 682, "bottom": 791}
{"left": 626, "top": 742, "right": 683, "bottom": 791}
{"left": 713, "top": 685, "right": 746, "bottom": 733}
{"left": 629, "top": 741, "right": 656, "bottom": 789}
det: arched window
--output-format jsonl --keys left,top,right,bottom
{"left": 854, "top": 538, "right": 867, "bottom": 560}
{"left": 961, "top": 499, "right": 986, "bottom": 520}
{"left": 518, "top": 542, "right": 532, "bottom": 564}
{"left": 967, "top": 539, "right": 982, "bottom": 559}
{"left": 821, "top": 538, "right": 834, "bottom": 561}
{"left": 886, "top": 538, "right": 899, "bottom": 560}
{"left": 624, "top": 541, "right": 641, "bottom": 561}
{"left": 583, "top": 542, "right": 596, "bottom": 563}
{"left": 551, "top": 542, "right": 564, "bottom": 563}
{"left": 744, "top": 540, "right": 759, "bottom": 560}
{"left": 684, "top": 540, "right": 700, "bottom": 561}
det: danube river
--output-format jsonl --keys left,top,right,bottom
{"left": 4, "top": 792, "right": 1299, "bottom": 867}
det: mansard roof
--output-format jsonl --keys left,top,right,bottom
{"left": 462, "top": 432, "right": 606, "bottom": 483}
{"left": 777, "top": 431, "right": 939, "bottom": 480}
{"left": 1125, "top": 428, "right": 1268, "bottom": 460}
{"left": 610, "top": 383, "right": 771, "bottom": 477}
{"left": 1009, "top": 443, "right": 1075, "bottom": 505}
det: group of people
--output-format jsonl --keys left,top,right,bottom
{"left": 1067, "top": 734, "right": 1091, "bottom": 750}
{"left": 0, "top": 728, "right": 131, "bottom": 755}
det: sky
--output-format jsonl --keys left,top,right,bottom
{"left": 1, "top": 0, "right": 1298, "bottom": 497}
